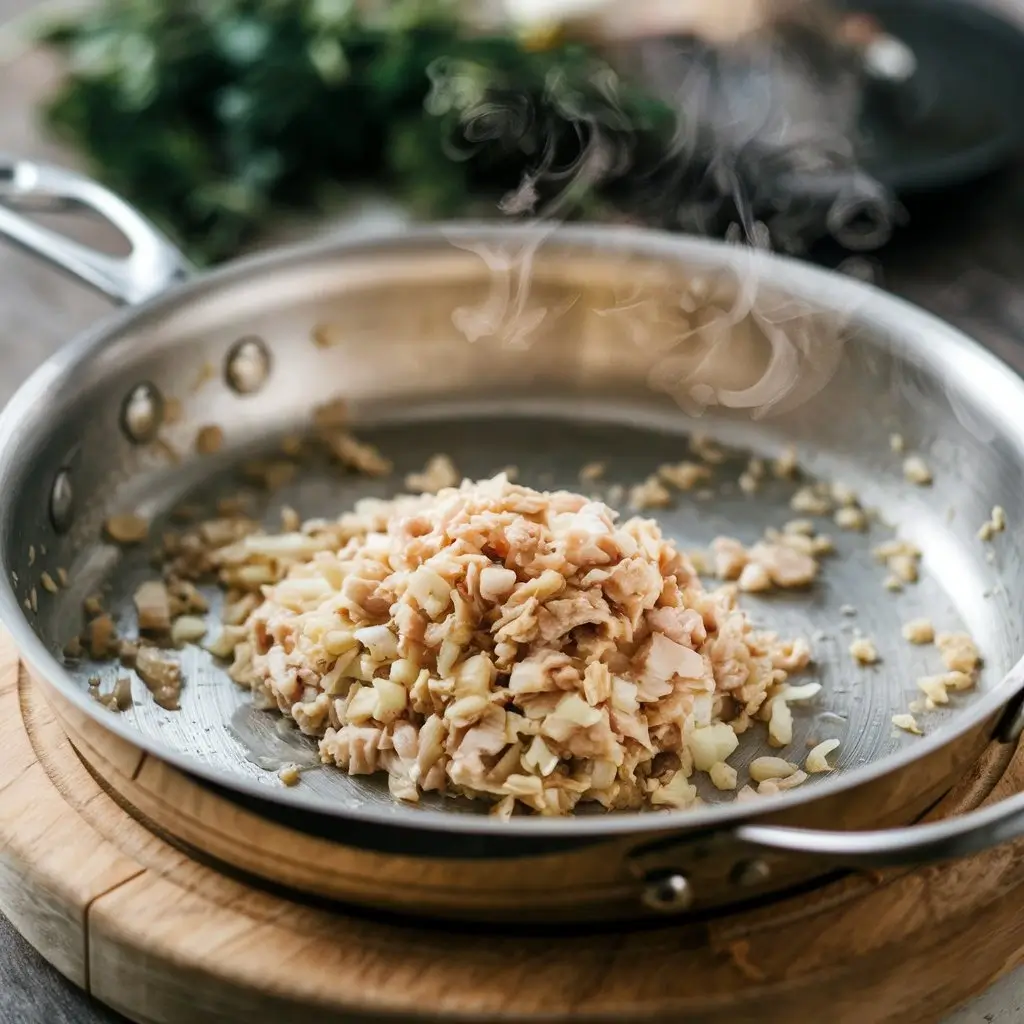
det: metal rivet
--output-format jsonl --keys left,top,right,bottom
{"left": 225, "top": 336, "right": 270, "bottom": 395}
{"left": 640, "top": 872, "right": 693, "bottom": 913}
{"left": 49, "top": 469, "right": 74, "bottom": 533}
{"left": 121, "top": 382, "right": 164, "bottom": 444}
{"left": 732, "top": 859, "right": 772, "bottom": 888}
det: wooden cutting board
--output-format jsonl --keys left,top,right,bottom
{"left": 4, "top": 630, "right": 1024, "bottom": 1024}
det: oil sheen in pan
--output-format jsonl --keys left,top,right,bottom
{"left": 54, "top": 412, "right": 973, "bottom": 815}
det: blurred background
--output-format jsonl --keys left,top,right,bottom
{"left": 2, "top": 1, "right": 1024, "bottom": 1022}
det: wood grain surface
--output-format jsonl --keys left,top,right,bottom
{"left": 4, "top": 632, "right": 1024, "bottom": 1023}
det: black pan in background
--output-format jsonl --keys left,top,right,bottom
{"left": 840, "top": 0, "right": 1024, "bottom": 194}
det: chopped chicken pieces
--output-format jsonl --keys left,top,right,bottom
{"left": 199, "top": 473, "right": 812, "bottom": 816}
{"left": 935, "top": 632, "right": 981, "bottom": 674}
{"left": 902, "top": 455, "right": 932, "bottom": 486}
{"left": 404, "top": 454, "right": 460, "bottom": 494}
{"left": 901, "top": 618, "right": 935, "bottom": 645}
{"left": 849, "top": 637, "right": 879, "bottom": 665}
{"left": 278, "top": 764, "right": 302, "bottom": 786}
{"left": 892, "top": 713, "right": 922, "bottom": 735}
{"left": 978, "top": 506, "right": 1007, "bottom": 541}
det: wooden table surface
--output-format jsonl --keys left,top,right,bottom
{"left": 2, "top": 6, "right": 1024, "bottom": 1023}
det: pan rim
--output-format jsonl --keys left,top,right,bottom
{"left": 3, "top": 220, "right": 1024, "bottom": 840}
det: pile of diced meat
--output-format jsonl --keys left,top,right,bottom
{"left": 206, "top": 474, "right": 812, "bottom": 817}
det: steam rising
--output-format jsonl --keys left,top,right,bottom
{"left": 432, "top": 11, "right": 901, "bottom": 418}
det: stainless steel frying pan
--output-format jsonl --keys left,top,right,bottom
{"left": 2, "top": 158, "right": 1024, "bottom": 921}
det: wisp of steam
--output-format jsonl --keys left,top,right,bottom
{"left": 431, "top": 1, "right": 902, "bottom": 421}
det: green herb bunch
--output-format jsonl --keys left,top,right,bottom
{"left": 41, "top": 0, "right": 679, "bottom": 264}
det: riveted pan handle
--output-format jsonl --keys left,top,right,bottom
{"left": 0, "top": 159, "right": 193, "bottom": 304}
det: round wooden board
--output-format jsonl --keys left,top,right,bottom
{"left": 5, "top": 634, "right": 1024, "bottom": 1024}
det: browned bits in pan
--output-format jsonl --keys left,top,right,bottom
{"left": 195, "top": 424, "right": 225, "bottom": 455}
{"left": 104, "top": 513, "right": 150, "bottom": 545}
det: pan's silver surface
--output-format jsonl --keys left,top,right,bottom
{"left": 2, "top": 164, "right": 1024, "bottom": 886}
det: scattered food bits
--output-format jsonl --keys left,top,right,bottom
{"left": 88, "top": 614, "right": 118, "bottom": 659}
{"left": 241, "top": 459, "right": 297, "bottom": 491}
{"left": 192, "top": 360, "right": 216, "bottom": 392}
{"left": 195, "top": 425, "right": 225, "bottom": 455}
{"left": 278, "top": 763, "right": 302, "bottom": 786}
{"left": 749, "top": 757, "right": 799, "bottom": 783}
{"left": 935, "top": 632, "right": 981, "bottom": 674}
{"left": 883, "top": 575, "right": 903, "bottom": 592}
{"left": 916, "top": 674, "right": 952, "bottom": 705}
{"left": 709, "top": 761, "right": 738, "bottom": 791}
{"left": 171, "top": 615, "right": 208, "bottom": 645}
{"left": 57, "top": 567, "right": 68, "bottom": 587}
{"left": 772, "top": 445, "right": 799, "bottom": 479}
{"left": 840, "top": 604, "right": 857, "bottom": 616}
{"left": 830, "top": 482, "right": 858, "bottom": 507}
{"left": 27, "top": 545, "right": 35, "bottom": 567}
{"left": 83, "top": 594, "right": 104, "bottom": 617}
{"left": 784, "top": 519, "right": 815, "bottom": 536}
{"left": 658, "top": 460, "right": 710, "bottom": 491}
{"left": 628, "top": 475, "right": 672, "bottom": 510}
{"left": 978, "top": 506, "right": 1007, "bottom": 541}
{"left": 578, "top": 461, "right": 605, "bottom": 483}
{"left": 874, "top": 539, "right": 922, "bottom": 585}
{"left": 63, "top": 635, "right": 83, "bottom": 659}
{"left": 28, "top": 587, "right": 37, "bottom": 613}
{"left": 738, "top": 471, "right": 760, "bottom": 495}
{"left": 280, "top": 506, "right": 301, "bottom": 532}
{"left": 835, "top": 506, "right": 868, "bottom": 532}
{"left": 889, "top": 433, "right": 905, "bottom": 453}
{"left": 737, "top": 562, "right": 772, "bottom": 593}
{"left": 805, "top": 738, "right": 840, "bottom": 773}
{"left": 689, "top": 433, "right": 726, "bottom": 464}
{"left": 892, "top": 712, "right": 922, "bottom": 735}
{"left": 322, "top": 431, "right": 392, "bottom": 477}
{"left": 405, "top": 454, "right": 460, "bottom": 494}
{"left": 134, "top": 580, "right": 172, "bottom": 634}
{"left": 135, "top": 647, "right": 182, "bottom": 711}
{"left": 790, "top": 486, "right": 831, "bottom": 516}
{"left": 901, "top": 618, "right": 935, "bottom": 645}
{"left": 39, "top": 571, "right": 58, "bottom": 594}
{"left": 104, "top": 513, "right": 150, "bottom": 545}
{"left": 849, "top": 637, "right": 879, "bottom": 665}
{"left": 89, "top": 676, "right": 134, "bottom": 714}
{"left": 902, "top": 455, "right": 932, "bottom": 486}
{"left": 312, "top": 397, "right": 349, "bottom": 429}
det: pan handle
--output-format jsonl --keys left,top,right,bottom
{"left": 0, "top": 159, "right": 193, "bottom": 304}
{"left": 734, "top": 788, "right": 1024, "bottom": 868}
